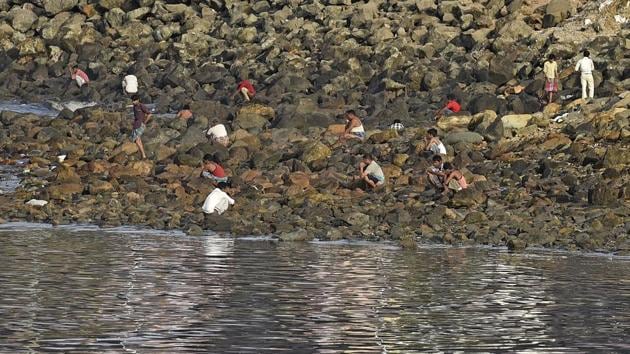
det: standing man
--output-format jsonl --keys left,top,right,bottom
{"left": 575, "top": 50, "right": 595, "bottom": 101}
{"left": 543, "top": 54, "right": 559, "bottom": 104}
{"left": 131, "top": 95, "right": 151, "bottom": 159}
{"left": 122, "top": 70, "right": 138, "bottom": 95}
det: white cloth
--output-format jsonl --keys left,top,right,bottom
{"left": 350, "top": 124, "right": 365, "bottom": 133}
{"left": 581, "top": 73, "right": 595, "bottom": 99}
{"left": 202, "top": 188, "right": 235, "bottom": 215}
{"left": 122, "top": 75, "right": 138, "bottom": 94}
{"left": 575, "top": 57, "right": 594, "bottom": 75}
{"left": 206, "top": 124, "right": 228, "bottom": 138}
{"left": 431, "top": 141, "right": 447, "bottom": 155}
{"left": 75, "top": 76, "right": 86, "bottom": 87}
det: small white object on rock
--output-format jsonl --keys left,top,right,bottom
{"left": 57, "top": 155, "right": 67, "bottom": 162}
{"left": 26, "top": 199, "right": 48, "bottom": 206}
{"left": 584, "top": 19, "right": 593, "bottom": 26}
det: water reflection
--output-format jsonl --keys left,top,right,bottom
{"left": 0, "top": 227, "right": 629, "bottom": 352}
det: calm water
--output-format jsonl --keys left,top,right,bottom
{"left": 0, "top": 224, "right": 629, "bottom": 353}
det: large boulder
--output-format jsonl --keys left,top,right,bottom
{"left": 544, "top": 0, "right": 576, "bottom": 28}
{"left": 11, "top": 8, "right": 38, "bottom": 32}
{"left": 43, "top": 0, "right": 79, "bottom": 15}
{"left": 603, "top": 147, "right": 630, "bottom": 168}
{"left": 488, "top": 56, "right": 514, "bottom": 86}
{"left": 234, "top": 104, "right": 275, "bottom": 132}
{"left": 302, "top": 142, "right": 332, "bottom": 167}
{"left": 444, "top": 131, "right": 484, "bottom": 145}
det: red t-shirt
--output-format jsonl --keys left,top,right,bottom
{"left": 212, "top": 164, "right": 226, "bottom": 178}
{"left": 237, "top": 80, "right": 256, "bottom": 96}
{"left": 445, "top": 100, "right": 461, "bottom": 113}
{"left": 72, "top": 69, "right": 90, "bottom": 83}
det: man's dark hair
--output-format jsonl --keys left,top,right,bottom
{"left": 432, "top": 155, "right": 442, "bottom": 162}
{"left": 217, "top": 181, "right": 232, "bottom": 189}
{"left": 583, "top": 50, "right": 590, "bottom": 57}
{"left": 549, "top": 53, "right": 556, "bottom": 60}
{"left": 393, "top": 119, "right": 401, "bottom": 123}
{"left": 446, "top": 93, "right": 455, "bottom": 100}
{"left": 427, "top": 128, "right": 438, "bottom": 137}
{"left": 212, "top": 118, "right": 219, "bottom": 125}
{"left": 131, "top": 94, "right": 140, "bottom": 102}
{"left": 203, "top": 154, "right": 215, "bottom": 163}
{"left": 346, "top": 110, "right": 356, "bottom": 116}
{"left": 363, "top": 153, "right": 373, "bottom": 161}
{"left": 443, "top": 162, "right": 453, "bottom": 170}
{"left": 183, "top": 104, "right": 190, "bottom": 110}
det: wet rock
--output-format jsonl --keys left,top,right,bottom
{"left": 507, "top": 237, "right": 527, "bottom": 252}
{"left": 279, "top": 228, "right": 313, "bottom": 242}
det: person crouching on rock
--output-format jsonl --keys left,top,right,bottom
{"left": 426, "top": 155, "right": 446, "bottom": 193}
{"left": 232, "top": 79, "right": 256, "bottom": 103}
{"left": 202, "top": 182, "right": 235, "bottom": 215}
{"left": 442, "top": 162, "right": 468, "bottom": 195}
{"left": 339, "top": 110, "right": 365, "bottom": 142}
{"left": 201, "top": 154, "right": 228, "bottom": 186}
{"left": 70, "top": 66, "right": 89, "bottom": 88}
{"left": 424, "top": 128, "right": 447, "bottom": 156}
{"left": 176, "top": 104, "right": 193, "bottom": 121}
{"left": 435, "top": 94, "right": 461, "bottom": 121}
{"left": 131, "top": 95, "right": 151, "bottom": 159}
{"left": 206, "top": 119, "right": 230, "bottom": 147}
{"left": 358, "top": 153, "right": 385, "bottom": 190}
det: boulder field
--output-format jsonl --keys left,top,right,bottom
{"left": 0, "top": 94, "right": 628, "bottom": 252}
{"left": 0, "top": 0, "right": 628, "bottom": 251}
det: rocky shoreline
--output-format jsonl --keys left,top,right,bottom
{"left": 0, "top": 0, "right": 628, "bottom": 252}
{"left": 0, "top": 95, "right": 628, "bottom": 253}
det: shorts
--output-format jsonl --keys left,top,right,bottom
{"left": 130, "top": 124, "right": 145, "bottom": 140}
{"left": 545, "top": 79, "right": 558, "bottom": 92}
{"left": 352, "top": 131, "right": 365, "bottom": 139}
{"left": 368, "top": 174, "right": 384, "bottom": 185}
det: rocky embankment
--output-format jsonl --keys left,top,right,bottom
{"left": 0, "top": 95, "right": 628, "bottom": 252}
{"left": 0, "top": 0, "right": 628, "bottom": 252}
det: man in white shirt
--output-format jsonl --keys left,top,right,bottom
{"left": 575, "top": 50, "right": 595, "bottom": 100}
{"left": 206, "top": 119, "right": 229, "bottom": 147}
{"left": 358, "top": 153, "right": 385, "bottom": 189}
{"left": 122, "top": 73, "right": 138, "bottom": 95}
{"left": 202, "top": 185, "right": 235, "bottom": 215}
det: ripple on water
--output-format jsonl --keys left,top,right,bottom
{"left": 0, "top": 227, "right": 629, "bottom": 352}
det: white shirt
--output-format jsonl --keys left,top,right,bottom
{"left": 202, "top": 188, "right": 235, "bottom": 215}
{"left": 122, "top": 75, "right": 138, "bottom": 93}
{"left": 364, "top": 161, "right": 385, "bottom": 182}
{"left": 575, "top": 57, "right": 594, "bottom": 75}
{"left": 434, "top": 141, "right": 447, "bottom": 155}
{"left": 206, "top": 124, "right": 228, "bottom": 138}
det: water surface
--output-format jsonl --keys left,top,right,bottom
{"left": 0, "top": 225, "right": 629, "bottom": 352}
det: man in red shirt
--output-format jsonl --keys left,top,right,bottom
{"left": 70, "top": 66, "right": 90, "bottom": 88}
{"left": 201, "top": 154, "right": 228, "bottom": 186}
{"left": 232, "top": 79, "right": 256, "bottom": 102}
{"left": 435, "top": 94, "right": 461, "bottom": 120}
